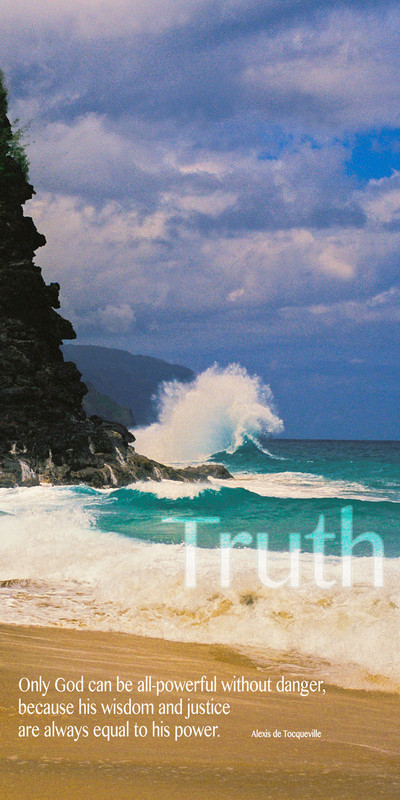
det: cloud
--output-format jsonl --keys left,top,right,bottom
{"left": 362, "top": 171, "right": 400, "bottom": 227}
{"left": 27, "top": 114, "right": 162, "bottom": 206}
{"left": 0, "top": 0, "right": 398, "bottom": 372}
{"left": 28, "top": 174, "right": 400, "bottom": 344}
{"left": 2, "top": 0, "right": 397, "bottom": 40}
{"left": 240, "top": 8, "right": 400, "bottom": 130}
{"left": 304, "top": 285, "right": 400, "bottom": 324}
{"left": 2, "top": 0, "right": 399, "bottom": 136}
{"left": 1, "top": 0, "right": 202, "bottom": 37}
{"left": 97, "top": 303, "right": 135, "bottom": 333}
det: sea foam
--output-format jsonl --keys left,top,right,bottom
{"left": 1, "top": 486, "right": 399, "bottom": 691}
{"left": 133, "top": 364, "right": 283, "bottom": 464}
{"left": 126, "top": 472, "right": 391, "bottom": 502}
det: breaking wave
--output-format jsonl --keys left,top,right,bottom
{"left": 133, "top": 364, "right": 283, "bottom": 464}
{"left": 0, "top": 486, "right": 399, "bottom": 691}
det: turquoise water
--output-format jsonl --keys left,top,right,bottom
{"left": 1, "top": 437, "right": 399, "bottom": 687}
{"left": 84, "top": 439, "right": 400, "bottom": 558}
{"left": 1, "top": 365, "right": 399, "bottom": 685}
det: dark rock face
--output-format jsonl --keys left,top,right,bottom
{"left": 0, "top": 416, "right": 231, "bottom": 489}
{"left": 0, "top": 90, "right": 231, "bottom": 488}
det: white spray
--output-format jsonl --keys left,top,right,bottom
{"left": 134, "top": 364, "right": 284, "bottom": 464}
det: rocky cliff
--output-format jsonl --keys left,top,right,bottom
{"left": 0, "top": 79, "right": 230, "bottom": 488}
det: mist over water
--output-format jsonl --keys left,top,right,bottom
{"left": 134, "top": 364, "right": 284, "bottom": 464}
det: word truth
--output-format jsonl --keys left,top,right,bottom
{"left": 163, "top": 506, "right": 384, "bottom": 588}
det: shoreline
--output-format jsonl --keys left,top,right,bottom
{"left": 1, "top": 623, "right": 400, "bottom": 799}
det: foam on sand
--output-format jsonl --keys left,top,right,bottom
{"left": 1, "top": 486, "right": 399, "bottom": 691}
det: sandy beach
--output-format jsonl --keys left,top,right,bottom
{"left": 0, "top": 623, "right": 399, "bottom": 799}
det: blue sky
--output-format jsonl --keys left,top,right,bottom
{"left": 2, "top": 0, "right": 399, "bottom": 437}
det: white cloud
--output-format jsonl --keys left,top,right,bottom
{"left": 2, "top": 0, "right": 399, "bottom": 349}
{"left": 294, "top": 286, "right": 400, "bottom": 325}
{"left": 241, "top": 7, "right": 400, "bottom": 129}
{"left": 362, "top": 172, "right": 400, "bottom": 225}
{"left": 1, "top": 0, "right": 204, "bottom": 37}
{"left": 227, "top": 287, "right": 245, "bottom": 302}
{"left": 26, "top": 176, "right": 400, "bottom": 339}
{"left": 317, "top": 247, "right": 354, "bottom": 279}
{"left": 98, "top": 303, "right": 135, "bottom": 333}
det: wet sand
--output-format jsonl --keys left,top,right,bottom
{"left": 0, "top": 623, "right": 399, "bottom": 799}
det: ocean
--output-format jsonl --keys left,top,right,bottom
{"left": 1, "top": 366, "right": 399, "bottom": 692}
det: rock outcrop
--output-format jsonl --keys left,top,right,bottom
{"left": 0, "top": 78, "right": 230, "bottom": 488}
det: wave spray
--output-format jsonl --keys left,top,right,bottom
{"left": 134, "top": 364, "right": 284, "bottom": 463}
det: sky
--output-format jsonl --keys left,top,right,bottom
{"left": 2, "top": 0, "right": 400, "bottom": 438}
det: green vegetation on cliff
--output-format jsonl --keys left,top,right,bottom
{"left": 0, "top": 71, "right": 29, "bottom": 178}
